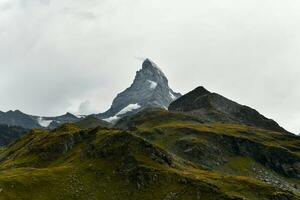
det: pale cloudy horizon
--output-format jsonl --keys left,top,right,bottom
{"left": 0, "top": 0, "right": 299, "bottom": 133}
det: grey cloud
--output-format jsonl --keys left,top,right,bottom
{"left": 77, "top": 100, "right": 96, "bottom": 115}
{"left": 40, "top": 0, "right": 51, "bottom": 5}
{"left": 77, "top": 11, "right": 97, "bottom": 20}
{"left": 60, "top": 7, "right": 98, "bottom": 20}
{"left": 0, "top": 2, "right": 13, "bottom": 11}
{"left": 19, "top": 0, "right": 50, "bottom": 8}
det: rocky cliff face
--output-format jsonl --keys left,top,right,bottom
{"left": 98, "top": 59, "right": 181, "bottom": 122}
{"left": 169, "top": 86, "right": 288, "bottom": 133}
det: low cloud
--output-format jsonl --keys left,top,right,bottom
{"left": 60, "top": 7, "right": 98, "bottom": 20}
{"left": 77, "top": 100, "right": 94, "bottom": 115}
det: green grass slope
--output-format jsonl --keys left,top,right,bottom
{"left": 75, "top": 115, "right": 111, "bottom": 129}
{"left": 0, "top": 113, "right": 299, "bottom": 199}
{"left": 117, "top": 109, "right": 300, "bottom": 194}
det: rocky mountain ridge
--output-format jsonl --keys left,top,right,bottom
{"left": 169, "top": 86, "right": 288, "bottom": 133}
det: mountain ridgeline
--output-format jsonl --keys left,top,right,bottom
{"left": 169, "top": 86, "right": 288, "bottom": 133}
{"left": 0, "top": 59, "right": 299, "bottom": 199}
{"left": 0, "top": 110, "right": 81, "bottom": 130}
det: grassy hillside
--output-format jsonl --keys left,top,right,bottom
{"left": 117, "top": 109, "right": 300, "bottom": 193}
{"left": 75, "top": 115, "right": 111, "bottom": 129}
{"left": 0, "top": 110, "right": 299, "bottom": 199}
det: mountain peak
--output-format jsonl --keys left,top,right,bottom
{"left": 169, "top": 86, "right": 288, "bottom": 133}
{"left": 139, "top": 58, "right": 166, "bottom": 81}
{"left": 142, "top": 58, "right": 153, "bottom": 68}
{"left": 98, "top": 59, "right": 181, "bottom": 122}
{"left": 168, "top": 86, "right": 211, "bottom": 112}
{"left": 142, "top": 58, "right": 159, "bottom": 70}
{"left": 193, "top": 86, "right": 211, "bottom": 96}
{"left": 6, "top": 110, "right": 25, "bottom": 115}
{"left": 64, "top": 112, "right": 76, "bottom": 117}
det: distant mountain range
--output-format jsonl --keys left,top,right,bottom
{"left": 0, "top": 110, "right": 80, "bottom": 129}
{"left": 0, "top": 59, "right": 293, "bottom": 135}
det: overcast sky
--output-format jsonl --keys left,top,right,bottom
{"left": 0, "top": 0, "right": 299, "bottom": 133}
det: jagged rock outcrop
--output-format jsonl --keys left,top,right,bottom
{"left": 169, "top": 86, "right": 288, "bottom": 133}
{"left": 97, "top": 59, "right": 181, "bottom": 123}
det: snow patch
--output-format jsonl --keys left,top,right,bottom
{"left": 116, "top": 103, "right": 141, "bottom": 116}
{"left": 76, "top": 115, "right": 86, "bottom": 119}
{"left": 37, "top": 117, "right": 53, "bottom": 127}
{"left": 169, "top": 91, "right": 176, "bottom": 100}
{"left": 147, "top": 80, "right": 157, "bottom": 90}
{"left": 103, "top": 103, "right": 141, "bottom": 123}
{"left": 103, "top": 116, "right": 120, "bottom": 123}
